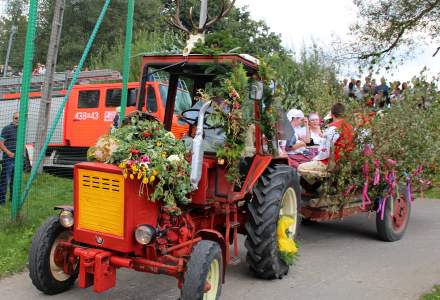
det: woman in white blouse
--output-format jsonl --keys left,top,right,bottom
{"left": 307, "top": 112, "right": 323, "bottom": 147}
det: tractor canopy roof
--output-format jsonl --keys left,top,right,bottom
{"left": 139, "top": 53, "right": 261, "bottom": 131}
{"left": 141, "top": 53, "right": 260, "bottom": 79}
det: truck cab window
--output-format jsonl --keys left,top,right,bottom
{"left": 159, "top": 84, "right": 192, "bottom": 115}
{"left": 146, "top": 86, "right": 157, "bottom": 113}
{"left": 106, "top": 88, "right": 137, "bottom": 107}
{"left": 78, "top": 90, "right": 100, "bottom": 108}
{"left": 128, "top": 89, "right": 137, "bottom": 106}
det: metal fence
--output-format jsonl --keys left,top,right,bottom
{"left": 0, "top": 69, "right": 122, "bottom": 224}
{"left": 0, "top": 69, "right": 121, "bottom": 96}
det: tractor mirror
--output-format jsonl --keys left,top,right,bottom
{"left": 250, "top": 81, "right": 264, "bottom": 101}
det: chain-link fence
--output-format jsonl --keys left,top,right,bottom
{"left": 0, "top": 70, "right": 123, "bottom": 225}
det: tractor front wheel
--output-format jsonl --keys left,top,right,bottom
{"left": 181, "top": 240, "right": 223, "bottom": 300}
{"left": 29, "top": 216, "right": 78, "bottom": 295}
{"left": 245, "top": 164, "right": 301, "bottom": 279}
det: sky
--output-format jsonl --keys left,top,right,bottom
{"left": 0, "top": 0, "right": 438, "bottom": 82}
{"left": 235, "top": 0, "right": 440, "bottom": 82}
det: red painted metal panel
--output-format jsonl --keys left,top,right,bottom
{"left": 73, "top": 162, "right": 160, "bottom": 253}
{"left": 301, "top": 205, "right": 370, "bottom": 221}
{"left": 190, "top": 158, "right": 217, "bottom": 205}
{"left": 239, "top": 155, "right": 272, "bottom": 196}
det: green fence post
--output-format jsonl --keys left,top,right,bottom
{"left": 11, "top": 0, "right": 39, "bottom": 220}
{"left": 18, "top": 0, "right": 112, "bottom": 212}
{"left": 119, "top": 0, "right": 135, "bottom": 122}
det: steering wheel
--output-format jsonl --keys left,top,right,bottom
{"left": 179, "top": 109, "right": 201, "bottom": 125}
{"left": 179, "top": 108, "right": 215, "bottom": 129}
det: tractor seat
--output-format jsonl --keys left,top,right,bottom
{"left": 297, "top": 144, "right": 337, "bottom": 179}
{"left": 297, "top": 166, "right": 330, "bottom": 178}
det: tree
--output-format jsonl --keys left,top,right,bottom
{"left": 266, "top": 45, "right": 341, "bottom": 114}
{"left": 36, "top": 0, "right": 165, "bottom": 70}
{"left": 349, "top": 0, "right": 440, "bottom": 66}
{"left": 0, "top": 0, "right": 29, "bottom": 71}
{"left": 165, "top": 1, "right": 285, "bottom": 56}
{"left": 90, "top": 30, "right": 180, "bottom": 81}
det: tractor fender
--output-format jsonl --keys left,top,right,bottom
{"left": 195, "top": 229, "right": 227, "bottom": 282}
{"left": 240, "top": 155, "right": 273, "bottom": 194}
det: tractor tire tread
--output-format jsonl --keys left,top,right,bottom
{"left": 181, "top": 240, "right": 222, "bottom": 300}
{"left": 28, "top": 216, "right": 77, "bottom": 295}
{"left": 245, "top": 164, "right": 301, "bottom": 279}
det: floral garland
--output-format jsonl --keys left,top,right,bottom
{"left": 206, "top": 62, "right": 282, "bottom": 183}
{"left": 208, "top": 64, "right": 251, "bottom": 185}
{"left": 88, "top": 115, "right": 191, "bottom": 215}
{"left": 277, "top": 216, "right": 298, "bottom": 265}
{"left": 258, "top": 60, "right": 284, "bottom": 155}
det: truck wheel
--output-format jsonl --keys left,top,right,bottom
{"left": 376, "top": 192, "right": 411, "bottom": 242}
{"left": 29, "top": 216, "right": 78, "bottom": 295}
{"left": 181, "top": 240, "right": 223, "bottom": 300}
{"left": 245, "top": 164, "right": 301, "bottom": 279}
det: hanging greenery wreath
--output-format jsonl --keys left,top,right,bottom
{"left": 87, "top": 115, "right": 191, "bottom": 215}
{"left": 207, "top": 64, "right": 252, "bottom": 184}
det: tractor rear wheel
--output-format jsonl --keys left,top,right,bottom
{"left": 29, "top": 217, "right": 78, "bottom": 295}
{"left": 181, "top": 240, "right": 223, "bottom": 300}
{"left": 245, "top": 164, "right": 301, "bottom": 279}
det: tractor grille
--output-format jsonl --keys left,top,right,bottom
{"left": 77, "top": 169, "right": 125, "bottom": 237}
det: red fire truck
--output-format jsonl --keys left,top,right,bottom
{"left": 0, "top": 82, "right": 190, "bottom": 168}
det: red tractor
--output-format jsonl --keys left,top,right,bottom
{"left": 28, "top": 54, "right": 301, "bottom": 299}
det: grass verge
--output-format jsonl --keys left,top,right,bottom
{"left": 420, "top": 285, "right": 440, "bottom": 300}
{"left": 0, "top": 173, "right": 72, "bottom": 278}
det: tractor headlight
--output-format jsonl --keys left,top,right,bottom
{"left": 59, "top": 210, "right": 74, "bottom": 228}
{"left": 134, "top": 225, "right": 156, "bottom": 245}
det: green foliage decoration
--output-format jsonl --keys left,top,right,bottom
{"left": 208, "top": 64, "right": 251, "bottom": 184}
{"left": 319, "top": 74, "right": 440, "bottom": 209}
{"left": 259, "top": 60, "right": 281, "bottom": 154}
{"left": 88, "top": 115, "right": 191, "bottom": 215}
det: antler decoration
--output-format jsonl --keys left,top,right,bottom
{"left": 169, "top": 0, "right": 236, "bottom": 56}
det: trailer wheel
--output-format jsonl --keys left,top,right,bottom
{"left": 29, "top": 216, "right": 78, "bottom": 295}
{"left": 245, "top": 164, "right": 301, "bottom": 279}
{"left": 376, "top": 192, "right": 411, "bottom": 242}
{"left": 181, "top": 240, "right": 222, "bottom": 300}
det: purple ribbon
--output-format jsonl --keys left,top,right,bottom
{"left": 376, "top": 197, "right": 387, "bottom": 221}
{"left": 373, "top": 160, "right": 380, "bottom": 186}
{"left": 405, "top": 173, "right": 413, "bottom": 203}
{"left": 362, "top": 161, "right": 372, "bottom": 209}
{"left": 383, "top": 170, "right": 397, "bottom": 217}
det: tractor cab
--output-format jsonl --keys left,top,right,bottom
{"left": 139, "top": 54, "right": 261, "bottom": 130}
{"left": 138, "top": 54, "right": 285, "bottom": 201}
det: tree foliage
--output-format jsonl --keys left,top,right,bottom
{"left": 350, "top": 0, "right": 440, "bottom": 66}
{"left": 0, "top": 0, "right": 339, "bottom": 115}
{"left": 0, "top": 0, "right": 29, "bottom": 71}
{"left": 0, "top": 0, "right": 165, "bottom": 70}
{"left": 90, "top": 30, "right": 180, "bottom": 81}
{"left": 266, "top": 45, "right": 341, "bottom": 114}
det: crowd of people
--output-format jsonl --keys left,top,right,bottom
{"left": 32, "top": 63, "right": 46, "bottom": 75}
{"left": 342, "top": 76, "right": 409, "bottom": 109}
{"left": 0, "top": 63, "right": 85, "bottom": 79}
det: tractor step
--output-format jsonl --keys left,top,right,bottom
{"left": 229, "top": 255, "right": 241, "bottom": 266}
